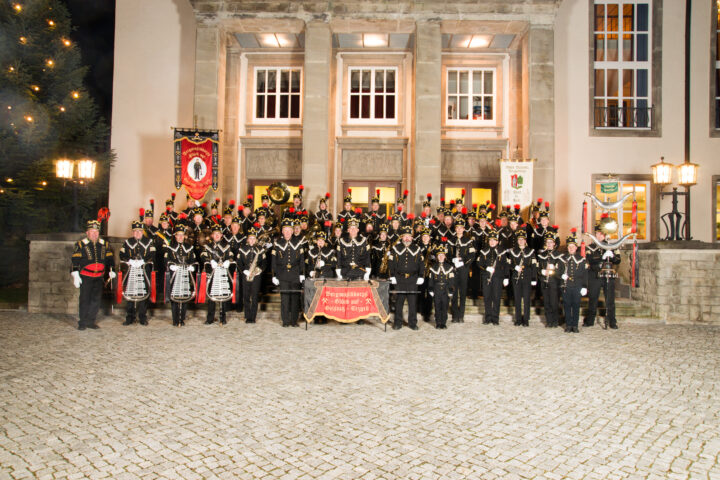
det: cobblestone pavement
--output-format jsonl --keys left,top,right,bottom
{"left": 0, "top": 312, "right": 719, "bottom": 480}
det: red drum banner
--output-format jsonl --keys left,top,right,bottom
{"left": 304, "top": 279, "right": 391, "bottom": 323}
{"left": 173, "top": 129, "right": 219, "bottom": 200}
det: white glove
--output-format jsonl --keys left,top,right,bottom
{"left": 242, "top": 269, "right": 250, "bottom": 276}
{"left": 299, "top": 275, "right": 305, "bottom": 282}
{"left": 272, "top": 277, "right": 280, "bottom": 286}
{"left": 363, "top": 271, "right": 370, "bottom": 281}
{"left": 211, "top": 260, "right": 218, "bottom": 269}
{"left": 503, "top": 278, "right": 509, "bottom": 287}
{"left": 429, "top": 291, "right": 434, "bottom": 297}
{"left": 602, "top": 250, "right": 614, "bottom": 259}
{"left": 108, "top": 270, "right": 116, "bottom": 280}
{"left": 335, "top": 269, "right": 342, "bottom": 278}
{"left": 514, "top": 265, "right": 522, "bottom": 272}
{"left": 309, "top": 271, "right": 315, "bottom": 278}
{"left": 531, "top": 281, "right": 537, "bottom": 286}
{"left": 541, "top": 269, "right": 547, "bottom": 276}
{"left": 265, "top": 243, "right": 272, "bottom": 249}
{"left": 71, "top": 271, "right": 82, "bottom": 288}
{"left": 169, "top": 265, "right": 178, "bottom": 272}
{"left": 416, "top": 277, "right": 424, "bottom": 285}
{"left": 390, "top": 277, "right": 397, "bottom": 285}
{"left": 548, "top": 263, "right": 555, "bottom": 269}
{"left": 561, "top": 274, "right": 568, "bottom": 280}
{"left": 188, "top": 265, "right": 195, "bottom": 272}
{"left": 222, "top": 260, "right": 230, "bottom": 269}
{"left": 316, "top": 260, "right": 325, "bottom": 268}
{"left": 581, "top": 288, "right": 588, "bottom": 296}
{"left": 486, "top": 266, "right": 494, "bottom": 273}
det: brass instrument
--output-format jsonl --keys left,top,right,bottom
{"left": 246, "top": 245, "right": 264, "bottom": 282}
{"left": 379, "top": 238, "right": 399, "bottom": 275}
{"left": 267, "top": 182, "right": 291, "bottom": 205}
{"left": 423, "top": 243, "right": 434, "bottom": 276}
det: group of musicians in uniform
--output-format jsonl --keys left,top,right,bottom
{"left": 71, "top": 189, "right": 622, "bottom": 332}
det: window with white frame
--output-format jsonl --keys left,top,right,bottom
{"left": 593, "top": 1, "right": 652, "bottom": 129}
{"left": 446, "top": 68, "right": 495, "bottom": 124}
{"left": 348, "top": 67, "right": 397, "bottom": 122}
{"left": 254, "top": 68, "right": 302, "bottom": 122}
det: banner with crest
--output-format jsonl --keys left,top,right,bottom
{"left": 173, "top": 129, "right": 219, "bottom": 200}
{"left": 500, "top": 160, "right": 534, "bottom": 208}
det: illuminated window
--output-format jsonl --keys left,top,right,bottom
{"left": 593, "top": 1, "right": 652, "bottom": 129}
{"left": 593, "top": 179, "right": 650, "bottom": 241}
{"left": 254, "top": 68, "right": 302, "bottom": 122}
{"left": 348, "top": 67, "right": 397, "bottom": 122}
{"left": 446, "top": 69, "right": 495, "bottom": 124}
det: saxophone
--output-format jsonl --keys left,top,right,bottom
{"left": 379, "top": 239, "right": 399, "bottom": 275}
{"left": 423, "top": 243, "right": 434, "bottom": 276}
{"left": 246, "top": 245, "right": 264, "bottom": 281}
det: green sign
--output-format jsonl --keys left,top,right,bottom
{"left": 600, "top": 182, "right": 618, "bottom": 194}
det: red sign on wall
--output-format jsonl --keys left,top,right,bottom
{"left": 173, "top": 129, "right": 219, "bottom": 200}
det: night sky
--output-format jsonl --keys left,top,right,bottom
{"left": 60, "top": 0, "right": 115, "bottom": 126}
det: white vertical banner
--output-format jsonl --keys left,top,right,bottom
{"left": 500, "top": 161, "right": 534, "bottom": 208}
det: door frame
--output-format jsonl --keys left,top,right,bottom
{"left": 342, "top": 181, "right": 401, "bottom": 215}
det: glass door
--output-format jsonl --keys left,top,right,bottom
{"left": 441, "top": 182, "right": 498, "bottom": 215}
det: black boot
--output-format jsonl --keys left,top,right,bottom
{"left": 122, "top": 318, "right": 134, "bottom": 326}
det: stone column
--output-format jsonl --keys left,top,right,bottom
{"left": 414, "top": 22, "right": 442, "bottom": 212}
{"left": 221, "top": 47, "right": 241, "bottom": 201}
{"left": 302, "top": 21, "right": 332, "bottom": 208}
{"left": 194, "top": 24, "right": 226, "bottom": 130}
{"left": 526, "top": 25, "right": 555, "bottom": 209}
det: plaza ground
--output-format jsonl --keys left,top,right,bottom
{"left": 0, "top": 311, "right": 718, "bottom": 479}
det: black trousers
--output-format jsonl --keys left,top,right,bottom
{"left": 78, "top": 276, "right": 103, "bottom": 328}
{"left": 207, "top": 300, "right": 228, "bottom": 322}
{"left": 279, "top": 279, "right": 301, "bottom": 326}
{"left": 482, "top": 275, "right": 503, "bottom": 324}
{"left": 542, "top": 281, "right": 560, "bottom": 327}
{"left": 171, "top": 301, "right": 187, "bottom": 325}
{"left": 418, "top": 283, "right": 432, "bottom": 320}
{"left": 468, "top": 264, "right": 481, "bottom": 298}
{"left": 242, "top": 276, "right": 262, "bottom": 322}
{"left": 563, "top": 287, "right": 582, "bottom": 329}
{"left": 586, "top": 276, "right": 616, "bottom": 326}
{"left": 433, "top": 288, "right": 450, "bottom": 327}
{"left": 394, "top": 278, "right": 418, "bottom": 328}
{"left": 126, "top": 299, "right": 148, "bottom": 322}
{"left": 451, "top": 266, "right": 469, "bottom": 320}
{"left": 512, "top": 278, "right": 532, "bottom": 325}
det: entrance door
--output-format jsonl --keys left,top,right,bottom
{"left": 342, "top": 181, "right": 400, "bottom": 215}
{"left": 441, "top": 181, "right": 498, "bottom": 214}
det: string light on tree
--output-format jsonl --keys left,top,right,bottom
{"left": 71, "top": 91, "right": 79, "bottom": 99}
{"left": 46, "top": 59, "right": 54, "bottom": 67}
{"left": 31, "top": 85, "right": 40, "bottom": 92}
{"left": 19, "top": 36, "right": 27, "bottom": 44}
{"left": 61, "top": 38, "right": 71, "bottom": 47}
{"left": 47, "top": 19, "right": 55, "bottom": 27}
{"left": 24, "top": 115, "right": 33, "bottom": 122}
{"left": 58, "top": 106, "right": 65, "bottom": 112}
{"left": 13, "top": 3, "right": 22, "bottom": 12}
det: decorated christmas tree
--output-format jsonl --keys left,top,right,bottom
{"left": 0, "top": 0, "right": 113, "bottom": 285}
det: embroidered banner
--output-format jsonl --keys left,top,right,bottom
{"left": 173, "top": 129, "right": 219, "bottom": 200}
{"left": 500, "top": 160, "right": 534, "bottom": 208}
{"left": 304, "top": 279, "right": 390, "bottom": 323}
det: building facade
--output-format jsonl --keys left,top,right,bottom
{"left": 109, "top": 0, "right": 720, "bottom": 243}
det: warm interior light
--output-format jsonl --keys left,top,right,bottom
{"left": 258, "top": 33, "right": 280, "bottom": 48}
{"left": 77, "top": 159, "right": 96, "bottom": 179}
{"left": 468, "top": 35, "right": 491, "bottom": 48}
{"left": 56, "top": 159, "right": 74, "bottom": 179}
{"left": 677, "top": 162, "right": 698, "bottom": 187}
{"left": 651, "top": 157, "right": 673, "bottom": 186}
{"left": 274, "top": 33, "right": 295, "bottom": 47}
{"left": 363, "top": 33, "right": 388, "bottom": 48}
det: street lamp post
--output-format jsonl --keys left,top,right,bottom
{"left": 55, "top": 158, "right": 96, "bottom": 232}
{"left": 651, "top": 156, "right": 698, "bottom": 241}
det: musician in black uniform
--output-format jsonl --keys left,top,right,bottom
{"left": 336, "top": 217, "right": 371, "bottom": 281}
{"left": 271, "top": 218, "right": 305, "bottom": 327}
{"left": 239, "top": 195, "right": 255, "bottom": 234}
{"left": 388, "top": 226, "right": 424, "bottom": 330}
{"left": 236, "top": 226, "right": 266, "bottom": 324}
{"left": 304, "top": 231, "right": 336, "bottom": 325}
{"left": 154, "top": 212, "right": 173, "bottom": 303}
{"left": 561, "top": 230, "right": 588, "bottom": 333}
{"left": 70, "top": 220, "right": 116, "bottom": 330}
{"left": 363, "top": 190, "right": 386, "bottom": 231}
{"left": 387, "top": 214, "right": 402, "bottom": 244}
{"left": 427, "top": 242, "right": 455, "bottom": 329}
{"left": 476, "top": 230, "right": 504, "bottom": 325}
{"left": 504, "top": 229, "right": 537, "bottom": 326}
{"left": 119, "top": 220, "right": 156, "bottom": 326}
{"left": 225, "top": 216, "right": 246, "bottom": 311}
{"left": 314, "top": 193, "right": 333, "bottom": 234}
{"left": 201, "top": 224, "right": 235, "bottom": 325}
{"left": 584, "top": 221, "right": 621, "bottom": 329}
{"left": 337, "top": 190, "right": 357, "bottom": 229}
{"left": 164, "top": 224, "right": 197, "bottom": 326}
{"left": 449, "top": 217, "right": 476, "bottom": 323}
{"left": 370, "top": 224, "right": 391, "bottom": 279}
{"left": 142, "top": 204, "right": 157, "bottom": 239}
{"left": 330, "top": 221, "right": 344, "bottom": 249}
{"left": 536, "top": 229, "right": 564, "bottom": 328}
{"left": 416, "top": 227, "right": 434, "bottom": 322}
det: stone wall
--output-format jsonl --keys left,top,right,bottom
{"left": 27, "top": 235, "right": 122, "bottom": 315}
{"left": 632, "top": 248, "right": 720, "bottom": 324}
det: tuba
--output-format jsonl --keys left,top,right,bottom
{"left": 122, "top": 259, "right": 151, "bottom": 302}
{"left": 267, "top": 182, "right": 291, "bottom": 205}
